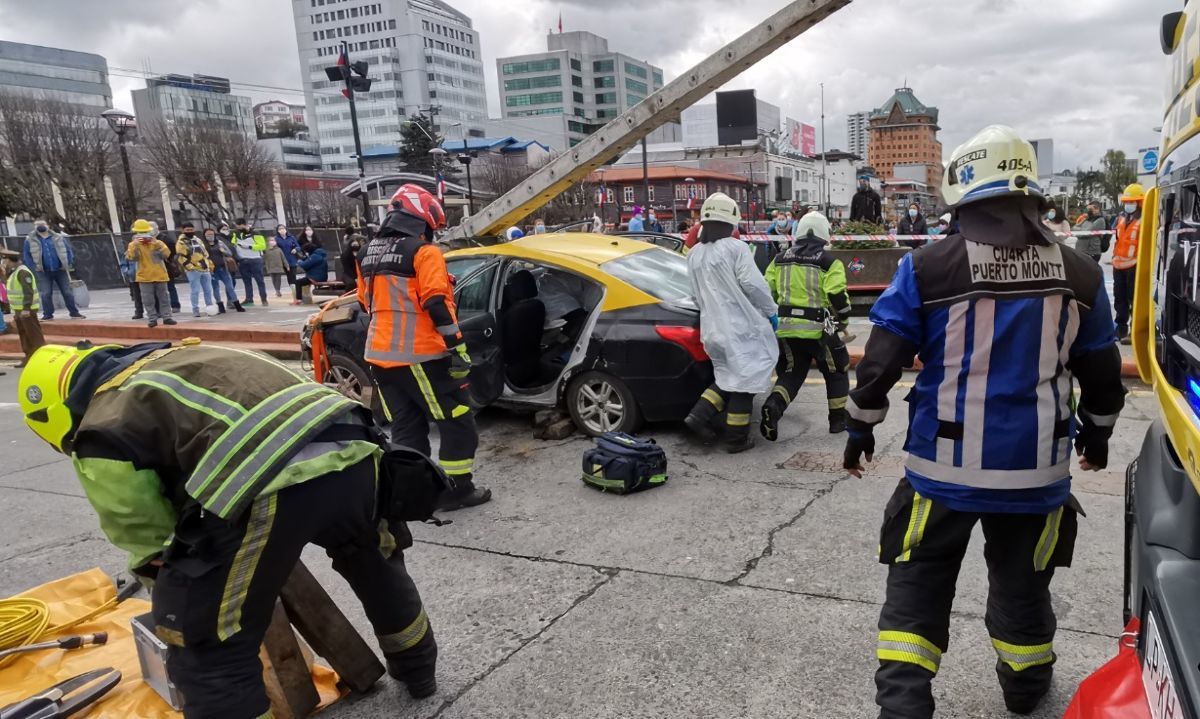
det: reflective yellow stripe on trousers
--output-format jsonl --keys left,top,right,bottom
{"left": 877, "top": 630, "right": 942, "bottom": 674}
{"left": 991, "top": 637, "right": 1054, "bottom": 671}
{"left": 1033, "top": 506, "right": 1063, "bottom": 571}
{"left": 377, "top": 608, "right": 430, "bottom": 654}
{"left": 216, "top": 493, "right": 278, "bottom": 641}
{"left": 411, "top": 364, "right": 445, "bottom": 420}
{"left": 896, "top": 492, "right": 933, "bottom": 563}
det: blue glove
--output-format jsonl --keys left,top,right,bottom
{"left": 769, "top": 314, "right": 780, "bottom": 331}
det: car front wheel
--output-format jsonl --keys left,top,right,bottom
{"left": 566, "top": 371, "right": 642, "bottom": 436}
{"left": 325, "top": 349, "right": 380, "bottom": 415}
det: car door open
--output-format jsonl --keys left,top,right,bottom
{"left": 454, "top": 261, "right": 505, "bottom": 407}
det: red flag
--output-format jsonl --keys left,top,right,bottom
{"left": 338, "top": 46, "right": 350, "bottom": 97}
{"left": 558, "top": 12, "right": 563, "bottom": 32}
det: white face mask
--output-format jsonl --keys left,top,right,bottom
{"left": 908, "top": 209, "right": 918, "bottom": 218}
{"left": 1123, "top": 203, "right": 1137, "bottom": 214}
{"left": 1046, "top": 210, "right": 1057, "bottom": 220}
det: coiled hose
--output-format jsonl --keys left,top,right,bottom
{"left": 0, "top": 595, "right": 117, "bottom": 667}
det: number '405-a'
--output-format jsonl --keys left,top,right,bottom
{"left": 996, "top": 159, "right": 1033, "bottom": 172}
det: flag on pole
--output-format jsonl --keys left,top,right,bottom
{"left": 337, "top": 46, "right": 351, "bottom": 98}
{"left": 686, "top": 185, "right": 697, "bottom": 210}
{"left": 599, "top": 182, "right": 607, "bottom": 207}
{"left": 558, "top": 12, "right": 563, "bottom": 33}
{"left": 436, "top": 172, "right": 446, "bottom": 201}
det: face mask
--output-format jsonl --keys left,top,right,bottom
{"left": 908, "top": 209, "right": 918, "bottom": 218}
{"left": 1124, "top": 203, "right": 1137, "bottom": 214}
{"left": 36, "top": 224, "right": 47, "bottom": 233}
{"left": 183, "top": 230, "right": 194, "bottom": 237}
{"left": 1046, "top": 210, "right": 1056, "bottom": 220}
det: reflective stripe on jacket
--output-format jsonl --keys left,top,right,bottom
{"left": 72, "top": 345, "right": 366, "bottom": 524}
{"left": 763, "top": 237, "right": 851, "bottom": 339}
{"left": 357, "top": 234, "right": 457, "bottom": 367}
{"left": 5, "top": 265, "right": 39, "bottom": 311}
{"left": 1112, "top": 214, "right": 1139, "bottom": 270}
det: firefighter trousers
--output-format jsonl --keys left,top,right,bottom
{"left": 766, "top": 334, "right": 849, "bottom": 414}
{"left": 686, "top": 384, "right": 754, "bottom": 445}
{"left": 152, "top": 457, "right": 436, "bottom": 719}
{"left": 874, "top": 478, "right": 1081, "bottom": 719}
{"left": 371, "top": 356, "right": 481, "bottom": 492}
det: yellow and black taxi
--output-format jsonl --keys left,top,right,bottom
{"left": 302, "top": 234, "right": 712, "bottom": 435}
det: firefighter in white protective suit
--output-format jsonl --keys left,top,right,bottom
{"left": 682, "top": 192, "right": 779, "bottom": 452}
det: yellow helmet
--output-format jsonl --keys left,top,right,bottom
{"left": 130, "top": 218, "right": 154, "bottom": 236}
{"left": 18, "top": 342, "right": 116, "bottom": 453}
{"left": 1120, "top": 183, "right": 1145, "bottom": 203}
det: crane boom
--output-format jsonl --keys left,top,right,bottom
{"left": 443, "top": 0, "right": 852, "bottom": 241}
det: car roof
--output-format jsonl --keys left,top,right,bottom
{"left": 448, "top": 233, "right": 653, "bottom": 270}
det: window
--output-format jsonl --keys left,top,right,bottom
{"left": 595, "top": 108, "right": 617, "bottom": 119}
{"left": 573, "top": 91, "right": 584, "bottom": 103}
{"left": 570, "top": 58, "right": 581, "bottom": 71}
{"left": 505, "top": 91, "right": 563, "bottom": 106}
{"left": 502, "top": 58, "right": 561, "bottom": 74}
{"left": 625, "top": 78, "right": 647, "bottom": 94}
{"left": 504, "top": 75, "right": 561, "bottom": 91}
{"left": 624, "top": 62, "right": 648, "bottom": 78}
{"left": 623, "top": 186, "right": 635, "bottom": 203}
{"left": 626, "top": 93, "right": 644, "bottom": 106}
{"left": 601, "top": 248, "right": 694, "bottom": 305}
{"left": 595, "top": 92, "right": 616, "bottom": 104}
{"left": 389, "top": 19, "right": 396, "bottom": 29}
{"left": 594, "top": 76, "right": 615, "bottom": 88}
{"left": 571, "top": 75, "right": 582, "bottom": 87}
{"left": 647, "top": 186, "right": 655, "bottom": 201}
{"left": 453, "top": 263, "right": 497, "bottom": 320}
{"left": 652, "top": 70, "right": 663, "bottom": 85}
{"left": 593, "top": 59, "right": 614, "bottom": 72}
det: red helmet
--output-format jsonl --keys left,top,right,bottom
{"left": 389, "top": 184, "right": 446, "bottom": 231}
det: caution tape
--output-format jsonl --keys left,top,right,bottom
{"left": 733, "top": 230, "right": 1112, "bottom": 244}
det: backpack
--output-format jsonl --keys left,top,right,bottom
{"left": 581, "top": 432, "right": 668, "bottom": 494}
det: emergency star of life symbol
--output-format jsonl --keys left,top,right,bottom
{"left": 959, "top": 165, "right": 975, "bottom": 185}
{"left": 25, "top": 385, "right": 42, "bottom": 403}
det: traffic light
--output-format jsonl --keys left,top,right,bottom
{"left": 323, "top": 48, "right": 372, "bottom": 93}
{"left": 348, "top": 61, "right": 372, "bottom": 93}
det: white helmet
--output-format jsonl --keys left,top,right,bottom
{"left": 942, "top": 125, "right": 1041, "bottom": 208}
{"left": 504, "top": 226, "right": 525, "bottom": 241}
{"left": 699, "top": 192, "right": 741, "bottom": 227}
{"left": 793, "top": 211, "right": 831, "bottom": 242}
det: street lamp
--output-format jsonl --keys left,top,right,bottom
{"left": 101, "top": 108, "right": 137, "bottom": 223}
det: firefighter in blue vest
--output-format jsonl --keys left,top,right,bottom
{"left": 842, "top": 126, "right": 1126, "bottom": 718}
{"left": 760, "top": 210, "right": 852, "bottom": 438}
{"left": 18, "top": 341, "right": 438, "bottom": 719}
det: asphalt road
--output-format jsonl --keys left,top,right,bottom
{"left": 0, "top": 366, "right": 1157, "bottom": 719}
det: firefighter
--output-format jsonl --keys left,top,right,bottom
{"left": 842, "top": 126, "right": 1126, "bottom": 718}
{"left": 358, "top": 183, "right": 491, "bottom": 509}
{"left": 1111, "top": 182, "right": 1143, "bottom": 344}
{"left": 17, "top": 340, "right": 438, "bottom": 719}
{"left": 682, "top": 192, "right": 779, "bottom": 453}
{"left": 760, "top": 210, "right": 852, "bottom": 439}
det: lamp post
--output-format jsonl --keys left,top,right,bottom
{"left": 101, "top": 108, "right": 137, "bottom": 223}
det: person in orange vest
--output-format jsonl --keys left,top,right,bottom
{"left": 357, "top": 183, "right": 491, "bottom": 510}
{"left": 1111, "top": 183, "right": 1143, "bottom": 344}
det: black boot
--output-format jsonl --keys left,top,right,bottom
{"left": 1003, "top": 688, "right": 1049, "bottom": 715}
{"left": 233, "top": 300, "right": 246, "bottom": 312}
{"left": 437, "top": 479, "right": 492, "bottom": 511}
{"left": 828, "top": 408, "right": 847, "bottom": 434}
{"left": 684, "top": 391, "right": 722, "bottom": 443}
{"left": 216, "top": 301, "right": 226, "bottom": 315}
{"left": 384, "top": 625, "right": 438, "bottom": 699}
{"left": 723, "top": 422, "right": 754, "bottom": 454}
{"left": 760, "top": 395, "right": 786, "bottom": 441}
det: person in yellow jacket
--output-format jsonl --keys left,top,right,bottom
{"left": 1, "top": 248, "right": 44, "bottom": 365}
{"left": 174, "top": 221, "right": 217, "bottom": 317}
{"left": 126, "top": 218, "right": 177, "bottom": 327}
{"left": 1111, "top": 183, "right": 1143, "bottom": 343}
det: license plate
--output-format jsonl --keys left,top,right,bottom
{"left": 1142, "top": 611, "right": 1183, "bottom": 719}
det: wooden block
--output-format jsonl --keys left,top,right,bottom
{"left": 262, "top": 601, "right": 320, "bottom": 719}
{"left": 280, "top": 560, "right": 385, "bottom": 694}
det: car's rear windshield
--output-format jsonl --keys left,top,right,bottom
{"left": 600, "top": 247, "right": 693, "bottom": 304}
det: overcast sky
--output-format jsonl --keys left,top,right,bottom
{"left": 0, "top": 0, "right": 1174, "bottom": 171}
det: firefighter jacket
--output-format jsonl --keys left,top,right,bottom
{"left": 1112, "top": 212, "right": 1140, "bottom": 270}
{"left": 764, "top": 236, "right": 851, "bottom": 339}
{"left": 849, "top": 234, "right": 1125, "bottom": 514}
{"left": 69, "top": 343, "right": 376, "bottom": 570}
{"left": 357, "top": 233, "right": 458, "bottom": 368}
{"left": 5, "top": 264, "right": 39, "bottom": 312}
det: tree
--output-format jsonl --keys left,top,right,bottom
{"left": 398, "top": 112, "right": 456, "bottom": 178}
{"left": 140, "top": 120, "right": 275, "bottom": 225}
{"left": 1100, "top": 150, "right": 1137, "bottom": 209}
{"left": 279, "top": 177, "right": 360, "bottom": 227}
{"left": 1070, "top": 168, "right": 1104, "bottom": 211}
{"left": 0, "top": 93, "right": 117, "bottom": 232}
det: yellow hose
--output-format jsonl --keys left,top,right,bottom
{"left": 0, "top": 594, "right": 117, "bottom": 667}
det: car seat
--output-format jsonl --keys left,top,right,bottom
{"left": 500, "top": 270, "right": 546, "bottom": 387}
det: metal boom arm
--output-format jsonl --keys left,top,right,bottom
{"left": 444, "top": 0, "right": 851, "bottom": 241}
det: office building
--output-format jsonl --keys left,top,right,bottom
{"left": 496, "top": 30, "right": 664, "bottom": 147}
{"left": 131, "top": 74, "right": 255, "bottom": 136}
{"left": 1030, "top": 138, "right": 1054, "bottom": 177}
{"left": 681, "top": 97, "right": 781, "bottom": 149}
{"left": 292, "top": 0, "right": 488, "bottom": 172}
{"left": 257, "top": 137, "right": 323, "bottom": 172}
{"left": 846, "top": 110, "right": 869, "bottom": 159}
{"left": 866, "top": 86, "right": 942, "bottom": 197}
{"left": 0, "top": 40, "right": 111, "bottom": 110}
{"left": 254, "top": 100, "right": 308, "bottom": 137}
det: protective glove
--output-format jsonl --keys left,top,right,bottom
{"left": 1074, "top": 413, "right": 1112, "bottom": 470}
{"left": 769, "top": 314, "right": 780, "bottom": 331}
{"left": 449, "top": 344, "right": 472, "bottom": 380}
{"left": 843, "top": 421, "right": 875, "bottom": 477}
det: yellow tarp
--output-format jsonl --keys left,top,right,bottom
{"left": 0, "top": 569, "right": 344, "bottom": 717}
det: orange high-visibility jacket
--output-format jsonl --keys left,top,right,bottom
{"left": 357, "top": 234, "right": 458, "bottom": 367}
{"left": 1112, "top": 214, "right": 1140, "bottom": 270}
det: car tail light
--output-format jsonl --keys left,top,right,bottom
{"left": 655, "top": 325, "right": 708, "bottom": 361}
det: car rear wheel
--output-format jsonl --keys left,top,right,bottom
{"left": 566, "top": 371, "right": 642, "bottom": 436}
{"left": 325, "top": 349, "right": 380, "bottom": 415}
